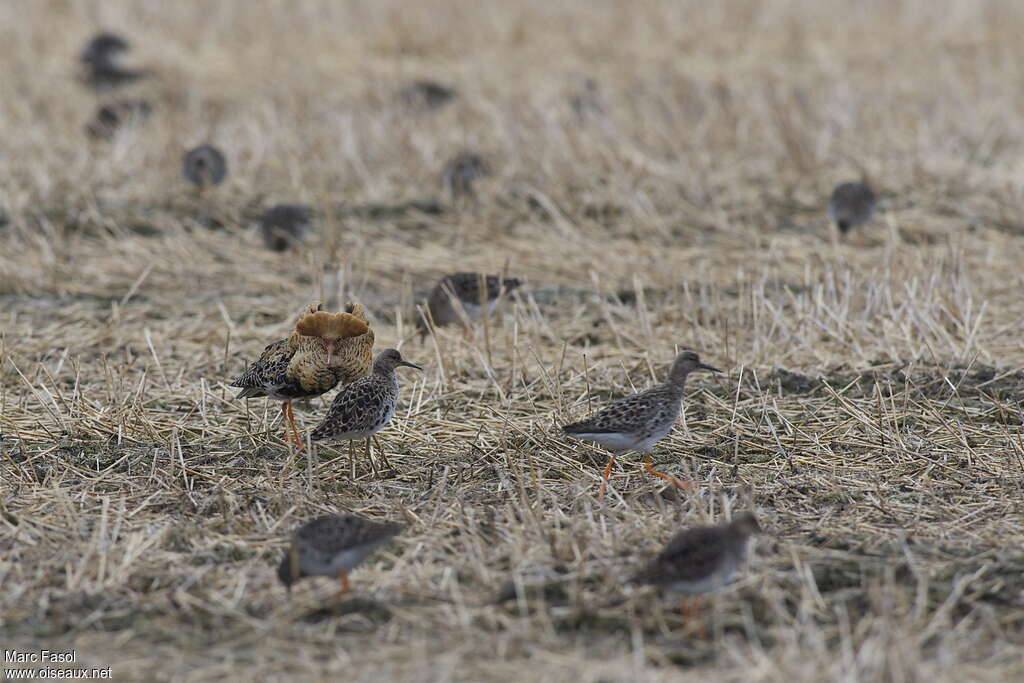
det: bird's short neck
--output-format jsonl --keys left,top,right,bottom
{"left": 664, "top": 371, "right": 691, "bottom": 395}
{"left": 372, "top": 362, "right": 397, "bottom": 379}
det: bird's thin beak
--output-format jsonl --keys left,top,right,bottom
{"left": 699, "top": 363, "right": 721, "bottom": 373}
{"left": 398, "top": 360, "right": 422, "bottom": 370}
{"left": 324, "top": 340, "right": 336, "bottom": 364}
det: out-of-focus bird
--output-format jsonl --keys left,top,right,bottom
{"left": 416, "top": 272, "right": 522, "bottom": 338}
{"left": 569, "top": 77, "right": 605, "bottom": 121}
{"left": 310, "top": 348, "right": 421, "bottom": 473}
{"left": 85, "top": 99, "right": 152, "bottom": 140}
{"left": 441, "top": 152, "right": 491, "bottom": 204}
{"left": 399, "top": 80, "right": 456, "bottom": 110}
{"left": 561, "top": 350, "right": 720, "bottom": 498}
{"left": 259, "top": 204, "right": 312, "bottom": 252}
{"left": 828, "top": 181, "right": 877, "bottom": 234}
{"left": 631, "top": 511, "right": 762, "bottom": 624}
{"left": 229, "top": 302, "right": 374, "bottom": 447}
{"left": 278, "top": 513, "right": 404, "bottom": 598}
{"left": 79, "top": 32, "right": 148, "bottom": 90}
{"left": 182, "top": 144, "right": 228, "bottom": 190}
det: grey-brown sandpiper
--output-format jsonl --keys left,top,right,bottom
{"left": 278, "top": 513, "right": 404, "bottom": 597}
{"left": 80, "top": 32, "right": 148, "bottom": 90}
{"left": 310, "top": 349, "right": 421, "bottom": 471}
{"left": 828, "top": 181, "right": 876, "bottom": 234}
{"left": 85, "top": 99, "right": 152, "bottom": 140}
{"left": 417, "top": 272, "right": 522, "bottom": 337}
{"left": 182, "top": 144, "right": 228, "bottom": 190}
{"left": 631, "top": 511, "right": 762, "bottom": 622}
{"left": 561, "top": 350, "right": 720, "bottom": 498}
{"left": 259, "top": 204, "right": 312, "bottom": 252}
{"left": 399, "top": 80, "right": 456, "bottom": 110}
{"left": 442, "top": 152, "right": 491, "bottom": 204}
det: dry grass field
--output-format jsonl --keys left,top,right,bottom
{"left": 4, "top": 0, "right": 1024, "bottom": 680}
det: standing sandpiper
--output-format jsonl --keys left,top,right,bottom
{"left": 259, "top": 204, "right": 312, "bottom": 252}
{"left": 416, "top": 272, "right": 522, "bottom": 338}
{"left": 399, "top": 80, "right": 457, "bottom": 110}
{"left": 631, "top": 511, "right": 762, "bottom": 622}
{"left": 828, "top": 181, "right": 876, "bottom": 234}
{"left": 85, "top": 99, "right": 152, "bottom": 140}
{"left": 229, "top": 303, "right": 372, "bottom": 447}
{"left": 278, "top": 514, "right": 404, "bottom": 598}
{"left": 561, "top": 350, "right": 720, "bottom": 498}
{"left": 310, "top": 349, "right": 421, "bottom": 472}
{"left": 441, "top": 152, "right": 491, "bottom": 204}
{"left": 79, "top": 32, "right": 148, "bottom": 90}
{"left": 182, "top": 144, "right": 228, "bottom": 190}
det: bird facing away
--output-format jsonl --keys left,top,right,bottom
{"left": 399, "top": 80, "right": 457, "bottom": 110}
{"left": 79, "top": 32, "right": 148, "bottom": 90}
{"left": 561, "top": 350, "right": 720, "bottom": 498}
{"left": 828, "top": 181, "right": 877, "bottom": 234}
{"left": 416, "top": 272, "right": 522, "bottom": 338}
{"left": 85, "top": 99, "right": 152, "bottom": 140}
{"left": 569, "top": 77, "right": 604, "bottom": 121}
{"left": 278, "top": 514, "right": 404, "bottom": 597}
{"left": 310, "top": 348, "right": 421, "bottom": 473}
{"left": 632, "top": 512, "right": 762, "bottom": 623}
{"left": 229, "top": 302, "right": 374, "bottom": 447}
{"left": 259, "top": 204, "right": 312, "bottom": 252}
{"left": 442, "top": 152, "right": 491, "bottom": 204}
{"left": 182, "top": 144, "right": 228, "bottom": 190}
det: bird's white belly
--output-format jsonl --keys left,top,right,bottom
{"left": 666, "top": 566, "right": 736, "bottom": 595}
{"left": 301, "top": 545, "right": 378, "bottom": 575}
{"left": 573, "top": 432, "right": 643, "bottom": 453}
{"left": 637, "top": 421, "right": 675, "bottom": 451}
{"left": 460, "top": 302, "right": 483, "bottom": 320}
{"left": 575, "top": 420, "right": 674, "bottom": 454}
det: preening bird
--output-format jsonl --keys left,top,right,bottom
{"left": 229, "top": 302, "right": 374, "bottom": 447}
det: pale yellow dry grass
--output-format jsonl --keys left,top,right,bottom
{"left": 3, "top": 1, "right": 1024, "bottom": 681}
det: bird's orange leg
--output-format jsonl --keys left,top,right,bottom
{"left": 598, "top": 454, "right": 616, "bottom": 499}
{"left": 372, "top": 435, "right": 393, "bottom": 471}
{"left": 336, "top": 571, "right": 351, "bottom": 601}
{"left": 364, "top": 437, "right": 378, "bottom": 477}
{"left": 643, "top": 453, "right": 693, "bottom": 489}
{"left": 285, "top": 402, "right": 303, "bottom": 448}
{"left": 280, "top": 403, "right": 292, "bottom": 444}
{"left": 679, "top": 595, "right": 708, "bottom": 638}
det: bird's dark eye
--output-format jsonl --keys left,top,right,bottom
{"left": 345, "top": 303, "right": 355, "bottom": 313}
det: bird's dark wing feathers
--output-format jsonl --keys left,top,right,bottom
{"left": 635, "top": 525, "right": 733, "bottom": 585}
{"left": 229, "top": 338, "right": 291, "bottom": 389}
{"left": 298, "top": 514, "right": 403, "bottom": 552}
{"left": 310, "top": 377, "right": 391, "bottom": 438}
{"left": 562, "top": 391, "right": 657, "bottom": 434}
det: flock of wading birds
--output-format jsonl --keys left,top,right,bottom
{"left": 77, "top": 31, "right": 881, "bottom": 619}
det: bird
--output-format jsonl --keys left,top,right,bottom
{"left": 561, "top": 350, "right": 720, "bottom": 498}
{"left": 258, "top": 204, "right": 312, "bottom": 252}
{"left": 79, "top": 32, "right": 148, "bottom": 90}
{"left": 441, "top": 152, "right": 491, "bottom": 204}
{"left": 278, "top": 513, "right": 404, "bottom": 598}
{"left": 310, "top": 348, "right": 421, "bottom": 473}
{"left": 399, "top": 80, "right": 457, "bottom": 110}
{"left": 85, "top": 99, "right": 152, "bottom": 140}
{"left": 569, "top": 77, "right": 604, "bottom": 121}
{"left": 631, "top": 511, "right": 762, "bottom": 624}
{"left": 828, "top": 181, "right": 877, "bottom": 234}
{"left": 416, "top": 272, "right": 522, "bottom": 338}
{"left": 182, "top": 144, "right": 228, "bottom": 190}
{"left": 229, "top": 302, "right": 374, "bottom": 447}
